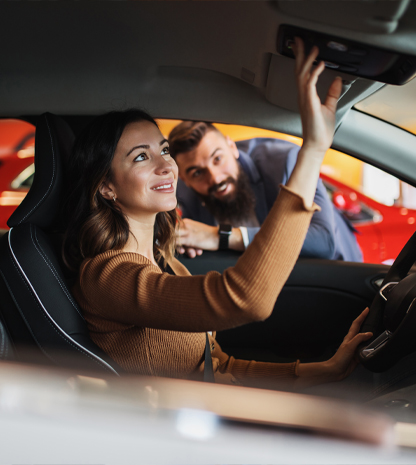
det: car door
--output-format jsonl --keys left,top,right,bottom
{"left": 179, "top": 252, "right": 389, "bottom": 362}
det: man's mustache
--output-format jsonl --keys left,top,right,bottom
{"left": 208, "top": 177, "right": 236, "bottom": 196}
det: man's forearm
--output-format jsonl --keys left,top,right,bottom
{"left": 177, "top": 219, "right": 244, "bottom": 253}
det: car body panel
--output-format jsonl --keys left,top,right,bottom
{"left": 0, "top": 120, "right": 35, "bottom": 230}
{"left": 321, "top": 173, "right": 416, "bottom": 264}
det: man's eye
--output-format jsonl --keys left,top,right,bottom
{"left": 192, "top": 170, "right": 201, "bottom": 178}
{"left": 161, "top": 146, "right": 170, "bottom": 156}
{"left": 134, "top": 153, "right": 148, "bottom": 162}
{"left": 214, "top": 155, "right": 222, "bottom": 163}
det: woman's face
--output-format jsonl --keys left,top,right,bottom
{"left": 101, "top": 120, "right": 178, "bottom": 222}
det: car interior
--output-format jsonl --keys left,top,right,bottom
{"left": 2, "top": 0, "right": 416, "bottom": 428}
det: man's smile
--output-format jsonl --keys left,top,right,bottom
{"left": 209, "top": 178, "right": 236, "bottom": 199}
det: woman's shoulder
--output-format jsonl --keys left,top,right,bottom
{"left": 79, "top": 250, "right": 157, "bottom": 278}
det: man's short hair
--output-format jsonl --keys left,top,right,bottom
{"left": 168, "top": 121, "right": 220, "bottom": 159}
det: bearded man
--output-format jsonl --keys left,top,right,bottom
{"left": 169, "top": 121, "right": 362, "bottom": 262}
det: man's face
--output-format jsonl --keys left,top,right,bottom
{"left": 175, "top": 130, "right": 240, "bottom": 200}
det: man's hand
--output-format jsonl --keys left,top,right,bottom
{"left": 176, "top": 245, "right": 204, "bottom": 258}
{"left": 176, "top": 219, "right": 220, "bottom": 256}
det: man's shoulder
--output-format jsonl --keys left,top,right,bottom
{"left": 236, "top": 137, "right": 300, "bottom": 155}
{"left": 237, "top": 137, "right": 300, "bottom": 166}
{"left": 237, "top": 138, "right": 301, "bottom": 184}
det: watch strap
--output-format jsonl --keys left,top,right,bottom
{"left": 218, "top": 224, "right": 232, "bottom": 250}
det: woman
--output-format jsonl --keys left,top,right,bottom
{"left": 64, "top": 39, "right": 372, "bottom": 390}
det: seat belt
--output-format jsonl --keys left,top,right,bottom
{"left": 204, "top": 332, "right": 215, "bottom": 383}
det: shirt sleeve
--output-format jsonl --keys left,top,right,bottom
{"left": 239, "top": 226, "right": 250, "bottom": 249}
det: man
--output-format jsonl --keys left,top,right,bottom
{"left": 169, "top": 121, "right": 362, "bottom": 261}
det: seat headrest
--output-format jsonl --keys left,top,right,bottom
{"left": 7, "top": 113, "right": 75, "bottom": 230}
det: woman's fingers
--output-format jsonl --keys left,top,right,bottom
{"left": 324, "top": 76, "right": 343, "bottom": 114}
{"left": 344, "top": 307, "right": 370, "bottom": 343}
{"left": 307, "top": 60, "right": 325, "bottom": 89}
{"left": 298, "top": 45, "right": 320, "bottom": 83}
{"left": 293, "top": 37, "right": 305, "bottom": 74}
{"left": 348, "top": 331, "right": 373, "bottom": 352}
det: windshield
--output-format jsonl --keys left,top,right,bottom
{"left": 355, "top": 78, "right": 416, "bottom": 135}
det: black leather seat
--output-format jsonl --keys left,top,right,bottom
{"left": 0, "top": 113, "right": 120, "bottom": 374}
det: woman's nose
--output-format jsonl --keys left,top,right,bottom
{"left": 155, "top": 157, "right": 173, "bottom": 175}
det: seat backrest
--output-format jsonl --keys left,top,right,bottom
{"left": 0, "top": 113, "right": 120, "bottom": 375}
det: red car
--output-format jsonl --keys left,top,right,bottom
{"left": 321, "top": 173, "right": 416, "bottom": 265}
{"left": 0, "top": 119, "right": 35, "bottom": 230}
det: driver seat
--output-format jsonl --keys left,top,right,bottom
{"left": 0, "top": 113, "right": 120, "bottom": 375}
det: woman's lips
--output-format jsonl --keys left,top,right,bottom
{"left": 151, "top": 179, "right": 175, "bottom": 193}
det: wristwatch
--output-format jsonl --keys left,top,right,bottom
{"left": 218, "top": 224, "right": 232, "bottom": 250}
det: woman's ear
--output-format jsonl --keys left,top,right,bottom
{"left": 99, "top": 181, "right": 116, "bottom": 201}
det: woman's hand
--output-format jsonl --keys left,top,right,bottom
{"left": 325, "top": 307, "right": 373, "bottom": 381}
{"left": 293, "top": 37, "right": 343, "bottom": 157}
{"left": 296, "top": 308, "right": 373, "bottom": 388}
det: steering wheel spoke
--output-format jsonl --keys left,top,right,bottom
{"left": 379, "top": 282, "right": 399, "bottom": 301}
{"left": 359, "top": 230, "right": 416, "bottom": 372}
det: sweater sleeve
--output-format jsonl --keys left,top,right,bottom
{"left": 211, "top": 337, "right": 299, "bottom": 389}
{"left": 78, "top": 186, "right": 318, "bottom": 333}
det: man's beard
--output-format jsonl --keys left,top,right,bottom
{"left": 198, "top": 166, "right": 258, "bottom": 227}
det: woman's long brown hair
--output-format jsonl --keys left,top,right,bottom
{"left": 63, "top": 110, "right": 178, "bottom": 273}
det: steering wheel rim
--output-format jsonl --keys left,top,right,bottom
{"left": 358, "top": 229, "right": 416, "bottom": 372}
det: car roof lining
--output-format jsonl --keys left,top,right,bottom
{"left": 2, "top": 1, "right": 416, "bottom": 183}
{"left": 1, "top": 1, "right": 416, "bottom": 120}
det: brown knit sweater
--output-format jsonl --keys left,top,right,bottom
{"left": 73, "top": 186, "right": 318, "bottom": 388}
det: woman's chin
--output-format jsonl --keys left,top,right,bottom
{"left": 157, "top": 200, "right": 178, "bottom": 213}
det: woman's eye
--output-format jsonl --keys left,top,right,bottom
{"left": 161, "top": 146, "right": 170, "bottom": 156}
{"left": 134, "top": 153, "right": 148, "bottom": 162}
{"left": 214, "top": 155, "right": 222, "bottom": 163}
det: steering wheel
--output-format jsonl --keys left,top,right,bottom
{"left": 358, "top": 230, "right": 416, "bottom": 372}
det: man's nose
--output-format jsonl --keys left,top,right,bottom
{"left": 207, "top": 166, "right": 224, "bottom": 186}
